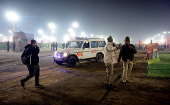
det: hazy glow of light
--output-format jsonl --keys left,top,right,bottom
{"left": 38, "top": 29, "right": 43, "bottom": 34}
{"left": 68, "top": 28, "right": 73, "bottom": 33}
{"left": 9, "top": 30, "right": 12, "bottom": 33}
{"left": 72, "top": 22, "right": 78, "bottom": 28}
{"left": 81, "top": 32, "right": 85, "bottom": 35}
{"left": 48, "top": 23, "right": 55, "bottom": 29}
{"left": 64, "top": 35, "right": 69, "bottom": 42}
{"left": 6, "top": 12, "right": 19, "bottom": 21}
{"left": 100, "top": 36, "right": 103, "bottom": 38}
{"left": 52, "top": 30, "right": 55, "bottom": 33}
{"left": 164, "top": 32, "right": 166, "bottom": 34}
{"left": 71, "top": 32, "right": 76, "bottom": 37}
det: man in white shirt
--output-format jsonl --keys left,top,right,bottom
{"left": 104, "top": 36, "right": 118, "bottom": 89}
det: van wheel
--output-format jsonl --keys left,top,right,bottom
{"left": 95, "top": 53, "right": 102, "bottom": 62}
{"left": 67, "top": 56, "right": 77, "bottom": 67}
{"left": 55, "top": 61, "right": 62, "bottom": 65}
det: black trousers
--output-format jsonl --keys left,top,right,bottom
{"left": 22, "top": 64, "right": 40, "bottom": 85}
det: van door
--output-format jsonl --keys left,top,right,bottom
{"left": 98, "top": 41, "right": 106, "bottom": 53}
{"left": 82, "top": 41, "right": 91, "bottom": 59}
{"left": 90, "top": 41, "right": 98, "bottom": 57}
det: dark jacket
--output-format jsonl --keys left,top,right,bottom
{"left": 117, "top": 44, "right": 137, "bottom": 62}
{"left": 26, "top": 45, "right": 40, "bottom": 65}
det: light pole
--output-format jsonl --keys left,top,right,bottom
{"left": 48, "top": 23, "right": 55, "bottom": 43}
{"left": 6, "top": 12, "right": 19, "bottom": 33}
{"left": 64, "top": 35, "right": 69, "bottom": 49}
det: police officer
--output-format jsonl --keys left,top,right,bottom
{"left": 117, "top": 36, "right": 137, "bottom": 85}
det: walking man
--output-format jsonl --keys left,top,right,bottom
{"left": 104, "top": 36, "right": 118, "bottom": 89}
{"left": 117, "top": 36, "right": 137, "bottom": 85}
{"left": 21, "top": 40, "right": 43, "bottom": 88}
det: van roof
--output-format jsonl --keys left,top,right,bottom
{"left": 72, "top": 37, "right": 105, "bottom": 41}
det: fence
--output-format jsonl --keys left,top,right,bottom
{"left": 0, "top": 42, "right": 63, "bottom": 50}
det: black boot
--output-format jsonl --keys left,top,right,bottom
{"left": 35, "top": 84, "right": 44, "bottom": 88}
{"left": 123, "top": 82, "right": 127, "bottom": 86}
{"left": 126, "top": 80, "right": 130, "bottom": 83}
{"left": 108, "top": 84, "right": 114, "bottom": 90}
{"left": 20, "top": 80, "right": 25, "bottom": 87}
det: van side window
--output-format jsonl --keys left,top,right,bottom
{"left": 83, "top": 42, "right": 89, "bottom": 48}
{"left": 91, "top": 41, "right": 98, "bottom": 48}
{"left": 99, "top": 41, "right": 106, "bottom": 47}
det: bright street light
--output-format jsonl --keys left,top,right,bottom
{"left": 72, "top": 22, "right": 78, "bottom": 28}
{"left": 6, "top": 11, "right": 19, "bottom": 32}
{"left": 163, "top": 32, "right": 167, "bottom": 34}
{"left": 91, "top": 34, "right": 93, "bottom": 37}
{"left": 6, "top": 12, "right": 19, "bottom": 21}
{"left": 38, "top": 29, "right": 43, "bottom": 34}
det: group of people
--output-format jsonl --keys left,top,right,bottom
{"left": 104, "top": 36, "right": 137, "bottom": 89}
{"left": 51, "top": 42, "right": 58, "bottom": 51}
{"left": 6, "top": 41, "right": 16, "bottom": 52}
{"left": 20, "top": 36, "right": 137, "bottom": 90}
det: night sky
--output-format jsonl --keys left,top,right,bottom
{"left": 0, "top": 0, "right": 170, "bottom": 43}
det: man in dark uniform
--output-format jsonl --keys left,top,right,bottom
{"left": 56, "top": 42, "right": 58, "bottom": 51}
{"left": 7, "top": 41, "right": 10, "bottom": 52}
{"left": 12, "top": 41, "right": 16, "bottom": 51}
{"left": 117, "top": 36, "right": 137, "bottom": 85}
{"left": 53, "top": 42, "right": 55, "bottom": 51}
{"left": 21, "top": 40, "right": 43, "bottom": 88}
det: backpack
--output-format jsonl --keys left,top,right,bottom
{"left": 21, "top": 48, "right": 31, "bottom": 65}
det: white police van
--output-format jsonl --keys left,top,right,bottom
{"left": 53, "top": 37, "right": 106, "bottom": 67}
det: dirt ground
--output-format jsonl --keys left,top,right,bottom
{"left": 0, "top": 49, "right": 170, "bottom": 105}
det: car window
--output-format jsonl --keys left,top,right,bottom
{"left": 68, "top": 41, "right": 83, "bottom": 48}
{"left": 99, "top": 41, "right": 106, "bottom": 47}
{"left": 91, "top": 41, "right": 98, "bottom": 48}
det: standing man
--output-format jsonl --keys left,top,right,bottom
{"left": 53, "top": 42, "right": 55, "bottom": 51}
{"left": 21, "top": 40, "right": 43, "bottom": 88}
{"left": 117, "top": 36, "right": 137, "bottom": 85}
{"left": 7, "top": 41, "right": 10, "bottom": 52}
{"left": 12, "top": 41, "right": 16, "bottom": 51}
{"left": 56, "top": 42, "right": 58, "bottom": 51}
{"left": 104, "top": 36, "right": 118, "bottom": 89}
{"left": 51, "top": 43, "right": 53, "bottom": 50}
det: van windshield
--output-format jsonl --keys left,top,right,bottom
{"left": 68, "top": 41, "right": 83, "bottom": 48}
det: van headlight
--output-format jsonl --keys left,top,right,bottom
{"left": 63, "top": 52, "right": 68, "bottom": 57}
{"left": 54, "top": 51, "right": 57, "bottom": 55}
